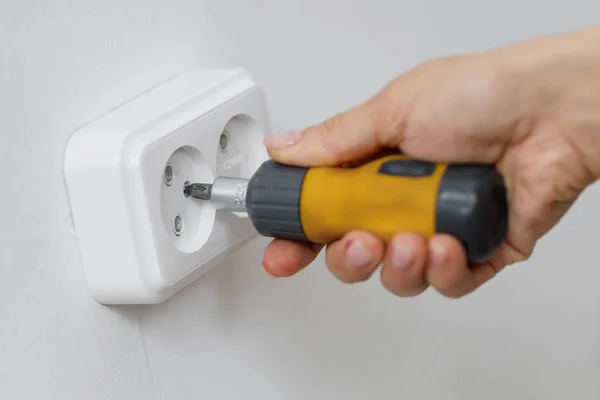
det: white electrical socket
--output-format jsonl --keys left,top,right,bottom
{"left": 64, "top": 69, "right": 271, "bottom": 305}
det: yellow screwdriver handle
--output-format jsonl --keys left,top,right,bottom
{"left": 246, "top": 154, "right": 508, "bottom": 263}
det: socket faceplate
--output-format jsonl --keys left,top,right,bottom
{"left": 64, "top": 69, "right": 270, "bottom": 304}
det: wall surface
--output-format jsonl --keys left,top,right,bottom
{"left": 1, "top": 0, "right": 599, "bottom": 399}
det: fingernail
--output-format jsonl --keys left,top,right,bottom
{"left": 345, "top": 240, "right": 374, "bottom": 269}
{"left": 263, "top": 131, "right": 303, "bottom": 149}
{"left": 391, "top": 244, "right": 413, "bottom": 269}
{"left": 429, "top": 242, "right": 447, "bottom": 267}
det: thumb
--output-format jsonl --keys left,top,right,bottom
{"left": 264, "top": 100, "right": 391, "bottom": 167}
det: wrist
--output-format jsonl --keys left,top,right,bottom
{"left": 502, "top": 27, "right": 600, "bottom": 181}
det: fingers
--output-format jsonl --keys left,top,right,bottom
{"left": 262, "top": 239, "right": 323, "bottom": 278}
{"left": 263, "top": 232, "right": 501, "bottom": 298}
{"left": 263, "top": 100, "right": 385, "bottom": 167}
{"left": 425, "top": 234, "right": 497, "bottom": 298}
{"left": 262, "top": 231, "right": 386, "bottom": 283}
{"left": 324, "top": 231, "right": 386, "bottom": 283}
{"left": 380, "top": 233, "right": 429, "bottom": 297}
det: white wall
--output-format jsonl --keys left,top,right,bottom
{"left": 1, "top": 1, "right": 599, "bottom": 399}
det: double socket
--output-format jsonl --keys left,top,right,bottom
{"left": 64, "top": 69, "right": 270, "bottom": 304}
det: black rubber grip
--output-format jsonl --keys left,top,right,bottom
{"left": 246, "top": 160, "right": 309, "bottom": 241}
{"left": 435, "top": 164, "right": 508, "bottom": 263}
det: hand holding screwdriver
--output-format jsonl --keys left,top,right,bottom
{"left": 258, "top": 27, "right": 600, "bottom": 298}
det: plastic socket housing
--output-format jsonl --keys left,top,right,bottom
{"left": 64, "top": 69, "right": 270, "bottom": 305}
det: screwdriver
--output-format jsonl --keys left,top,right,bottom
{"left": 184, "top": 154, "right": 508, "bottom": 263}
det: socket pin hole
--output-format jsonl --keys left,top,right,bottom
{"left": 164, "top": 163, "right": 174, "bottom": 186}
{"left": 219, "top": 131, "right": 228, "bottom": 153}
{"left": 173, "top": 214, "right": 184, "bottom": 236}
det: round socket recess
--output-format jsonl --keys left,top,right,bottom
{"left": 160, "top": 146, "right": 215, "bottom": 253}
{"left": 216, "top": 114, "right": 269, "bottom": 217}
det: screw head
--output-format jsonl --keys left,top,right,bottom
{"left": 164, "top": 163, "right": 174, "bottom": 186}
{"left": 219, "top": 131, "right": 228, "bottom": 152}
{"left": 173, "top": 214, "right": 184, "bottom": 236}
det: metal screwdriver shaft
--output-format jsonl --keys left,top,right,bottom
{"left": 184, "top": 178, "right": 249, "bottom": 213}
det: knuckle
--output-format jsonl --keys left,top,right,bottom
{"left": 413, "top": 55, "right": 459, "bottom": 75}
{"left": 307, "top": 113, "right": 350, "bottom": 164}
{"left": 321, "top": 113, "right": 344, "bottom": 135}
{"left": 503, "top": 242, "right": 531, "bottom": 264}
{"left": 510, "top": 165, "right": 569, "bottom": 260}
{"left": 372, "top": 82, "right": 410, "bottom": 143}
{"left": 527, "top": 184, "right": 556, "bottom": 220}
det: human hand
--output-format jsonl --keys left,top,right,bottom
{"left": 261, "top": 27, "right": 600, "bottom": 298}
